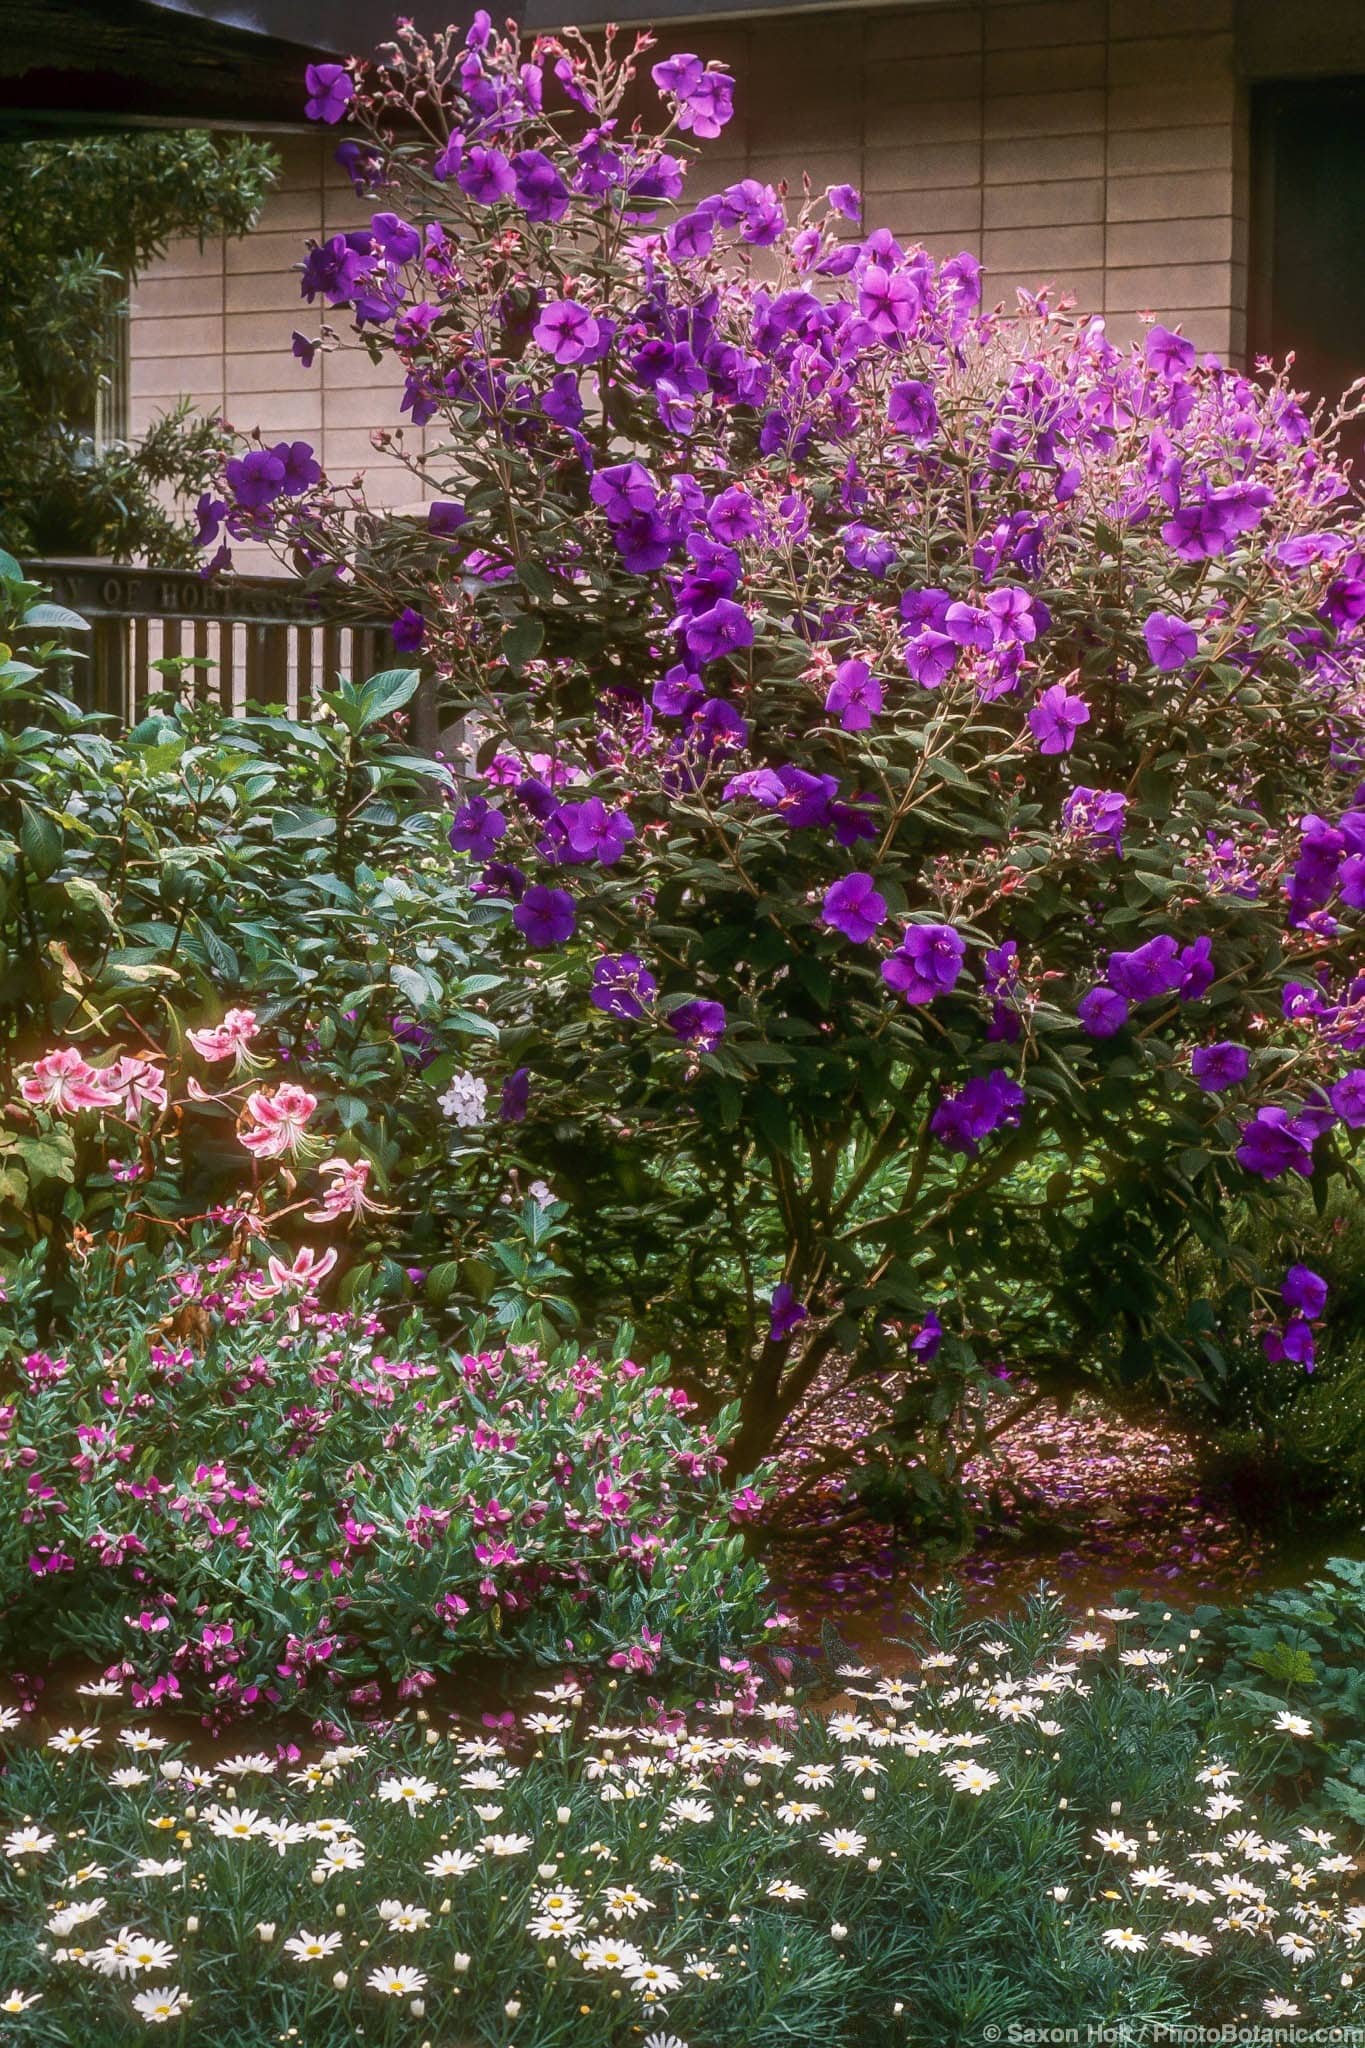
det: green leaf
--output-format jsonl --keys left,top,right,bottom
{"left": 356, "top": 668, "right": 421, "bottom": 727}
{"left": 502, "top": 615, "right": 544, "bottom": 673}
{"left": 5, "top": 1127, "right": 77, "bottom": 1187}
{"left": 18, "top": 802, "right": 62, "bottom": 879}
{"left": 23, "top": 601, "right": 90, "bottom": 632}
{"left": 273, "top": 807, "right": 335, "bottom": 841}
{"left": 390, "top": 962, "right": 435, "bottom": 1011}
{"left": 425, "top": 1260, "right": 462, "bottom": 1307}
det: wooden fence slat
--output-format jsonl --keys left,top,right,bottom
{"left": 296, "top": 626, "right": 314, "bottom": 721}
{"left": 321, "top": 623, "right": 343, "bottom": 697}
{"left": 218, "top": 622, "right": 236, "bottom": 712}
{"left": 132, "top": 617, "right": 150, "bottom": 720}
{"left": 191, "top": 620, "right": 210, "bottom": 705}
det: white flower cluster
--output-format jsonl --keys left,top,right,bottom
{"left": 438, "top": 1071, "right": 487, "bottom": 1126}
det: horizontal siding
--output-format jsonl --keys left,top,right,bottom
{"left": 129, "top": 0, "right": 1252, "bottom": 508}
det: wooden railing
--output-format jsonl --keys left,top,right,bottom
{"left": 26, "top": 558, "right": 437, "bottom": 744}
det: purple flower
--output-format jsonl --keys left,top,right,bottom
{"left": 882, "top": 924, "right": 966, "bottom": 1005}
{"left": 1330, "top": 1067, "right": 1365, "bottom": 1127}
{"left": 652, "top": 54, "right": 735, "bottom": 138}
{"left": 1283, "top": 1264, "right": 1328, "bottom": 1320}
{"left": 513, "top": 885, "right": 576, "bottom": 948}
{"left": 1078, "top": 987, "right": 1129, "bottom": 1038}
{"left": 194, "top": 493, "right": 226, "bottom": 547}
{"left": 903, "top": 630, "right": 957, "bottom": 689}
{"left": 1286, "top": 814, "right": 1346, "bottom": 924}
{"left": 225, "top": 447, "right": 286, "bottom": 511}
{"left": 682, "top": 599, "right": 753, "bottom": 666}
{"left": 944, "top": 602, "right": 995, "bottom": 651}
{"left": 887, "top": 379, "right": 939, "bottom": 442}
{"left": 459, "top": 146, "right": 516, "bottom": 206}
{"left": 590, "top": 953, "right": 658, "bottom": 1020}
{"left": 391, "top": 609, "right": 425, "bottom": 653}
{"left": 909, "top": 1311, "right": 943, "bottom": 1361}
{"left": 476, "top": 861, "right": 526, "bottom": 902}
{"left": 1145, "top": 324, "right": 1196, "bottom": 377}
{"left": 708, "top": 486, "right": 760, "bottom": 545}
{"left": 1264, "top": 1318, "right": 1316, "bottom": 1370}
{"left": 1191, "top": 1042, "right": 1250, "bottom": 1091}
{"left": 825, "top": 658, "right": 883, "bottom": 732}
{"left": 1143, "top": 610, "right": 1198, "bottom": 672}
{"left": 1029, "top": 682, "right": 1089, "bottom": 756}
{"left": 449, "top": 797, "right": 506, "bottom": 860}
{"left": 335, "top": 139, "right": 382, "bottom": 193}
{"left": 773, "top": 767, "right": 839, "bottom": 829}
{"left": 371, "top": 211, "right": 422, "bottom": 264}
{"left": 653, "top": 665, "right": 701, "bottom": 717}
{"left": 500, "top": 1068, "right": 531, "bottom": 1123}
{"left": 857, "top": 263, "right": 921, "bottom": 340}
{"left": 304, "top": 63, "right": 354, "bottom": 125}
{"left": 291, "top": 330, "right": 317, "bottom": 368}
{"left": 1236, "top": 1106, "right": 1317, "bottom": 1181}
{"left": 533, "top": 298, "right": 600, "bottom": 364}
{"left": 1176, "top": 936, "right": 1214, "bottom": 1001}
{"left": 558, "top": 798, "right": 635, "bottom": 867}
{"left": 512, "top": 148, "right": 570, "bottom": 223}
{"left": 822, "top": 873, "right": 887, "bottom": 944}
{"left": 769, "top": 1282, "right": 808, "bottom": 1344}
{"left": 842, "top": 524, "right": 897, "bottom": 578}
{"left": 667, "top": 998, "right": 727, "bottom": 1049}
{"left": 1062, "top": 787, "right": 1127, "bottom": 856}
{"left": 391, "top": 1015, "right": 435, "bottom": 1068}
{"left": 275, "top": 439, "right": 320, "bottom": 496}
{"left": 826, "top": 182, "right": 861, "bottom": 221}
{"left": 986, "top": 587, "right": 1042, "bottom": 647}
{"left": 429, "top": 500, "right": 467, "bottom": 538}
{"left": 931, "top": 1070, "right": 1026, "bottom": 1154}
{"left": 651, "top": 52, "right": 704, "bottom": 96}
{"left": 1107, "top": 935, "right": 1182, "bottom": 1004}
{"left": 300, "top": 232, "right": 372, "bottom": 307}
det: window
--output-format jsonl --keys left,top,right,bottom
{"left": 1251, "top": 79, "right": 1365, "bottom": 456}
{"left": 93, "top": 289, "right": 130, "bottom": 451}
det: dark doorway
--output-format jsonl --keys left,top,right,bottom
{"left": 1251, "top": 78, "right": 1365, "bottom": 457}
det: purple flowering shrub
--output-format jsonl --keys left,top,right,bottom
{"left": 0, "top": 1237, "right": 768, "bottom": 1715}
{"left": 209, "top": 19, "right": 1365, "bottom": 1510}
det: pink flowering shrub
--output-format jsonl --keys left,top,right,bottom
{"left": 204, "top": 19, "right": 1365, "bottom": 1514}
{"left": 0, "top": 1231, "right": 768, "bottom": 1714}
{"left": 0, "top": 565, "right": 525, "bottom": 1306}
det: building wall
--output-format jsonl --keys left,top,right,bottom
{"left": 129, "top": 130, "right": 421, "bottom": 521}
{"left": 129, "top": 0, "right": 1248, "bottom": 514}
